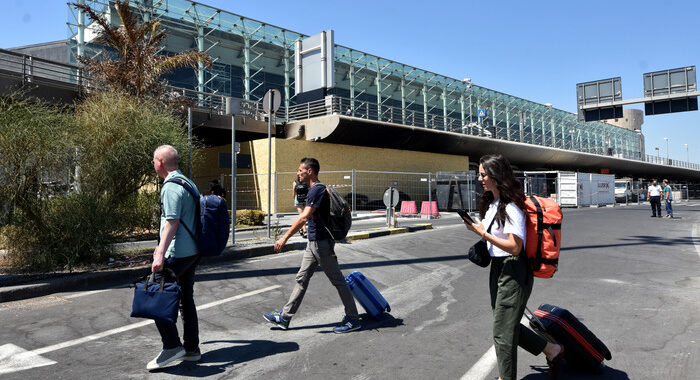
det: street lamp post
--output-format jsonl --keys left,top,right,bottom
{"left": 684, "top": 143, "right": 689, "bottom": 166}
{"left": 664, "top": 137, "right": 669, "bottom": 164}
{"left": 655, "top": 147, "right": 660, "bottom": 162}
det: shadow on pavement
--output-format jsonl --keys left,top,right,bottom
{"left": 157, "top": 339, "right": 299, "bottom": 377}
{"left": 561, "top": 235, "right": 699, "bottom": 252}
{"left": 317, "top": 312, "right": 404, "bottom": 334}
{"left": 195, "top": 254, "right": 466, "bottom": 283}
{"left": 522, "top": 363, "right": 630, "bottom": 380}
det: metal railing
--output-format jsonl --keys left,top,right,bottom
{"left": 2, "top": 48, "right": 698, "bottom": 171}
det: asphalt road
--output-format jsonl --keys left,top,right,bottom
{"left": 1, "top": 203, "right": 698, "bottom": 379}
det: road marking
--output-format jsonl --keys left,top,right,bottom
{"left": 692, "top": 222, "right": 700, "bottom": 260}
{"left": 600, "top": 278, "right": 629, "bottom": 285}
{"left": 2, "top": 285, "right": 280, "bottom": 375}
{"left": 0, "top": 344, "right": 57, "bottom": 375}
{"left": 63, "top": 288, "right": 115, "bottom": 299}
{"left": 460, "top": 345, "right": 496, "bottom": 380}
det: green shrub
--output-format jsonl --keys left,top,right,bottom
{"left": 0, "top": 92, "right": 194, "bottom": 272}
{"left": 2, "top": 194, "right": 116, "bottom": 271}
{"left": 74, "top": 92, "right": 193, "bottom": 202}
{"left": 236, "top": 209, "right": 265, "bottom": 226}
{"left": 115, "top": 190, "right": 161, "bottom": 233}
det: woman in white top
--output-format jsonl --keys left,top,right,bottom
{"left": 465, "top": 154, "right": 564, "bottom": 380}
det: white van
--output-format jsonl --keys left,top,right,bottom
{"left": 614, "top": 180, "right": 635, "bottom": 202}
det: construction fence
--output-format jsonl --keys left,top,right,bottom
{"left": 195, "top": 170, "right": 450, "bottom": 215}
{"left": 194, "top": 170, "right": 697, "bottom": 215}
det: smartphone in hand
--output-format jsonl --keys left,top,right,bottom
{"left": 457, "top": 209, "right": 474, "bottom": 224}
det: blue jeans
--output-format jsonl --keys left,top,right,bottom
{"left": 154, "top": 254, "right": 200, "bottom": 351}
{"left": 665, "top": 200, "right": 673, "bottom": 216}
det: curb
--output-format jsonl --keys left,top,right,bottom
{"left": 0, "top": 223, "right": 432, "bottom": 303}
{"left": 346, "top": 223, "right": 432, "bottom": 241}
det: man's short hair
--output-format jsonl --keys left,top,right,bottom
{"left": 663, "top": 179, "right": 668, "bottom": 183}
{"left": 300, "top": 157, "right": 320, "bottom": 175}
{"left": 154, "top": 145, "right": 179, "bottom": 169}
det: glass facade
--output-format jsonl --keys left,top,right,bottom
{"left": 68, "top": 0, "right": 640, "bottom": 158}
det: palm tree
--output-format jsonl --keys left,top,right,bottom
{"left": 72, "top": 0, "right": 212, "bottom": 104}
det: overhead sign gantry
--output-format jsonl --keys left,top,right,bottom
{"left": 577, "top": 66, "right": 698, "bottom": 121}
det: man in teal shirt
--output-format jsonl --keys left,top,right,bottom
{"left": 662, "top": 179, "right": 674, "bottom": 218}
{"left": 148, "top": 145, "right": 201, "bottom": 370}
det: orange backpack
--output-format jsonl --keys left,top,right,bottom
{"left": 524, "top": 196, "right": 562, "bottom": 278}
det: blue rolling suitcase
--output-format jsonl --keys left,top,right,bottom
{"left": 345, "top": 271, "right": 390, "bottom": 319}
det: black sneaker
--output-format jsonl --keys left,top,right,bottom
{"left": 182, "top": 348, "right": 201, "bottom": 361}
{"left": 333, "top": 316, "right": 361, "bottom": 333}
{"left": 147, "top": 347, "right": 185, "bottom": 370}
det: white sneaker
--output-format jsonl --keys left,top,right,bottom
{"left": 147, "top": 347, "right": 185, "bottom": 370}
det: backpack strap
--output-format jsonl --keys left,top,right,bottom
{"left": 163, "top": 177, "right": 201, "bottom": 242}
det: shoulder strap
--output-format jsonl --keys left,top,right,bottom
{"left": 163, "top": 178, "right": 201, "bottom": 241}
{"left": 484, "top": 214, "right": 497, "bottom": 237}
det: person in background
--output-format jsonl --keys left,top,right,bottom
{"left": 662, "top": 179, "right": 673, "bottom": 218}
{"left": 209, "top": 179, "right": 226, "bottom": 198}
{"left": 464, "top": 154, "right": 564, "bottom": 380}
{"left": 292, "top": 176, "right": 309, "bottom": 238}
{"left": 647, "top": 179, "right": 662, "bottom": 218}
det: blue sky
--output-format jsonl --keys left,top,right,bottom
{"left": 2, "top": 0, "right": 699, "bottom": 163}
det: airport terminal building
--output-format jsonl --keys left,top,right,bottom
{"left": 7, "top": 0, "right": 699, "bottom": 211}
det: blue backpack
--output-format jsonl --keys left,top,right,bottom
{"left": 163, "top": 178, "right": 230, "bottom": 256}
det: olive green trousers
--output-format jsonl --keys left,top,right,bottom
{"left": 489, "top": 255, "right": 547, "bottom": 380}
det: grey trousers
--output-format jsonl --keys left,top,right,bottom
{"left": 489, "top": 255, "right": 548, "bottom": 380}
{"left": 282, "top": 239, "right": 359, "bottom": 320}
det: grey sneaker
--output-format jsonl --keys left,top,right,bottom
{"left": 182, "top": 348, "right": 201, "bottom": 362}
{"left": 333, "top": 316, "right": 361, "bottom": 333}
{"left": 147, "top": 346, "right": 185, "bottom": 370}
{"left": 263, "top": 311, "right": 290, "bottom": 330}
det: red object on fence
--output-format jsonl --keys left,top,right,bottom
{"left": 399, "top": 201, "right": 418, "bottom": 215}
{"left": 419, "top": 201, "right": 440, "bottom": 218}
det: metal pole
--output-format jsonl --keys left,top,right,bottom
{"left": 267, "top": 94, "right": 273, "bottom": 239}
{"left": 352, "top": 169, "right": 357, "bottom": 216}
{"left": 428, "top": 172, "right": 433, "bottom": 220}
{"left": 231, "top": 115, "right": 237, "bottom": 244}
{"left": 187, "top": 107, "right": 192, "bottom": 178}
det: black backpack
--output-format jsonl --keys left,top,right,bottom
{"left": 322, "top": 185, "right": 352, "bottom": 240}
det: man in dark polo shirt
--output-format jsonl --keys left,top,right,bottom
{"left": 264, "top": 157, "right": 360, "bottom": 333}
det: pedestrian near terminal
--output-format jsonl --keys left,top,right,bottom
{"left": 663, "top": 179, "right": 674, "bottom": 218}
{"left": 208, "top": 178, "right": 226, "bottom": 198}
{"left": 464, "top": 154, "right": 564, "bottom": 380}
{"left": 148, "top": 145, "right": 201, "bottom": 370}
{"left": 648, "top": 179, "right": 662, "bottom": 217}
{"left": 264, "top": 157, "right": 361, "bottom": 333}
{"left": 292, "top": 177, "right": 309, "bottom": 237}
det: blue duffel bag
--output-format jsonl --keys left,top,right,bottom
{"left": 130, "top": 269, "right": 181, "bottom": 324}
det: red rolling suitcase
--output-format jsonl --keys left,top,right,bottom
{"left": 527, "top": 304, "right": 612, "bottom": 373}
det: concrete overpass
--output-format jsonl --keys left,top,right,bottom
{"left": 284, "top": 115, "right": 700, "bottom": 180}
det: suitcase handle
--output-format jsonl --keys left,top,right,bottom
{"left": 524, "top": 306, "right": 547, "bottom": 333}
